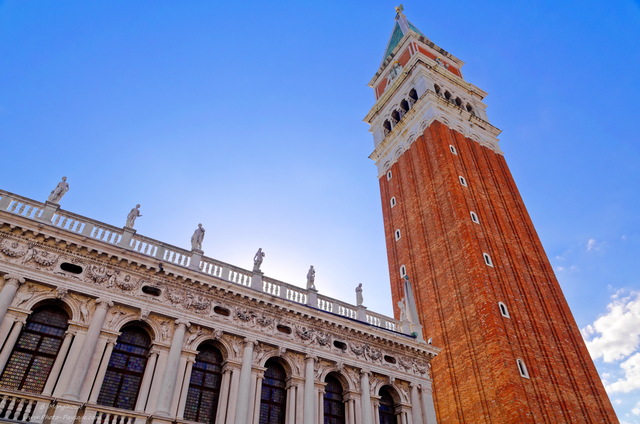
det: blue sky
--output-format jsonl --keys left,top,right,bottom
{"left": 1, "top": 0, "right": 639, "bottom": 421}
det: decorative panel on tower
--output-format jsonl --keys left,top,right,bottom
{"left": 364, "top": 6, "right": 618, "bottom": 424}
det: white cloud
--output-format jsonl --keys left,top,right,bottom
{"left": 633, "top": 399, "right": 640, "bottom": 415}
{"left": 606, "top": 353, "right": 640, "bottom": 394}
{"left": 581, "top": 291, "right": 640, "bottom": 362}
{"left": 587, "top": 238, "right": 598, "bottom": 251}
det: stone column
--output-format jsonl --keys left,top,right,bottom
{"left": 316, "top": 384, "right": 325, "bottom": 423}
{"left": 286, "top": 380, "right": 297, "bottom": 424}
{"left": 42, "top": 330, "right": 75, "bottom": 395}
{"left": 155, "top": 319, "right": 190, "bottom": 416}
{"left": 234, "top": 338, "right": 256, "bottom": 424}
{"left": 250, "top": 370, "right": 265, "bottom": 424}
{"left": 410, "top": 383, "right": 423, "bottom": 424}
{"left": 135, "top": 348, "right": 160, "bottom": 412}
{"left": 420, "top": 383, "right": 437, "bottom": 424}
{"left": 177, "top": 355, "right": 196, "bottom": 419}
{"left": 88, "top": 339, "right": 117, "bottom": 403}
{"left": 360, "top": 371, "right": 373, "bottom": 424}
{"left": 225, "top": 364, "right": 241, "bottom": 424}
{"left": 79, "top": 337, "right": 108, "bottom": 400}
{"left": 213, "top": 367, "right": 232, "bottom": 423}
{"left": 304, "top": 356, "right": 316, "bottom": 424}
{"left": 170, "top": 354, "right": 190, "bottom": 417}
{"left": 63, "top": 298, "right": 113, "bottom": 400}
{"left": 0, "top": 274, "right": 25, "bottom": 323}
{"left": 0, "top": 317, "right": 26, "bottom": 373}
{"left": 372, "top": 398, "right": 381, "bottom": 424}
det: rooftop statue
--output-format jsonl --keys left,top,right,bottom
{"left": 253, "top": 248, "right": 265, "bottom": 272}
{"left": 356, "top": 283, "right": 363, "bottom": 306}
{"left": 125, "top": 204, "right": 142, "bottom": 229}
{"left": 191, "top": 223, "right": 205, "bottom": 250}
{"left": 306, "top": 265, "right": 316, "bottom": 290}
{"left": 47, "top": 177, "right": 69, "bottom": 204}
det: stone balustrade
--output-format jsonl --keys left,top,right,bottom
{"left": 0, "top": 189, "right": 418, "bottom": 339}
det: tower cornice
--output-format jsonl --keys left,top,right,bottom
{"left": 369, "top": 90, "right": 502, "bottom": 177}
{"left": 364, "top": 54, "right": 487, "bottom": 124}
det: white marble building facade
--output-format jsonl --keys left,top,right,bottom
{"left": 0, "top": 189, "right": 438, "bottom": 424}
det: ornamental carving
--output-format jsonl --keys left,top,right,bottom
{"left": 0, "top": 239, "right": 26, "bottom": 258}
{"left": 315, "top": 331, "right": 331, "bottom": 346}
{"left": 365, "top": 346, "right": 382, "bottom": 362}
{"left": 235, "top": 308, "right": 255, "bottom": 322}
{"left": 116, "top": 275, "right": 139, "bottom": 291}
{"left": 30, "top": 249, "right": 59, "bottom": 267}
{"left": 256, "top": 315, "right": 273, "bottom": 328}
{"left": 86, "top": 264, "right": 111, "bottom": 285}
{"left": 350, "top": 343, "right": 364, "bottom": 357}
{"left": 185, "top": 293, "right": 210, "bottom": 312}
{"left": 165, "top": 289, "right": 184, "bottom": 305}
{"left": 296, "top": 326, "right": 314, "bottom": 341}
{"left": 397, "top": 356, "right": 412, "bottom": 372}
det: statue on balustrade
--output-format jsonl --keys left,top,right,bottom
{"left": 306, "top": 265, "right": 316, "bottom": 290}
{"left": 47, "top": 176, "right": 69, "bottom": 204}
{"left": 125, "top": 204, "right": 142, "bottom": 229}
{"left": 356, "top": 283, "right": 364, "bottom": 306}
{"left": 191, "top": 223, "right": 205, "bottom": 250}
{"left": 253, "top": 248, "right": 265, "bottom": 272}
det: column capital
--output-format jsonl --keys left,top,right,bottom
{"left": 14, "top": 315, "right": 28, "bottom": 325}
{"left": 3, "top": 274, "right": 25, "bottom": 286}
{"left": 95, "top": 298, "right": 114, "bottom": 308}
{"left": 305, "top": 354, "right": 317, "bottom": 362}
{"left": 175, "top": 318, "right": 191, "bottom": 328}
{"left": 360, "top": 369, "right": 372, "bottom": 377}
{"left": 244, "top": 337, "right": 258, "bottom": 346}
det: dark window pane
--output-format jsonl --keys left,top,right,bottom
{"left": 0, "top": 306, "right": 70, "bottom": 393}
{"left": 184, "top": 345, "right": 223, "bottom": 423}
{"left": 97, "top": 326, "right": 151, "bottom": 411}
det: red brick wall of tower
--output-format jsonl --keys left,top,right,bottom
{"left": 379, "top": 120, "right": 618, "bottom": 423}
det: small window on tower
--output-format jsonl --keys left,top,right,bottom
{"left": 434, "top": 84, "right": 441, "bottom": 94}
{"left": 386, "top": 170, "right": 392, "bottom": 180}
{"left": 390, "top": 197, "right": 396, "bottom": 207}
{"left": 455, "top": 97, "right": 462, "bottom": 107}
{"left": 444, "top": 91, "right": 451, "bottom": 100}
{"left": 391, "top": 109, "right": 401, "bottom": 123}
{"left": 459, "top": 176, "right": 467, "bottom": 187}
{"left": 383, "top": 120, "right": 392, "bottom": 135}
{"left": 400, "top": 99, "right": 410, "bottom": 112}
{"left": 449, "top": 145, "right": 457, "bottom": 155}
{"left": 498, "top": 302, "right": 510, "bottom": 318}
{"left": 466, "top": 103, "right": 473, "bottom": 112}
{"left": 470, "top": 211, "right": 479, "bottom": 224}
{"left": 400, "top": 265, "right": 407, "bottom": 278}
{"left": 483, "top": 253, "right": 494, "bottom": 267}
{"left": 395, "top": 229, "right": 401, "bottom": 241}
{"left": 409, "top": 89, "right": 418, "bottom": 102}
{"left": 517, "top": 359, "right": 530, "bottom": 379}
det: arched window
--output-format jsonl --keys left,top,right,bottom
{"left": 184, "top": 344, "right": 224, "bottom": 423}
{"left": 259, "top": 359, "right": 287, "bottom": 424}
{"left": 323, "top": 374, "right": 345, "bottom": 424}
{"left": 400, "top": 99, "right": 410, "bottom": 112}
{"left": 409, "top": 89, "right": 418, "bottom": 102}
{"left": 391, "top": 110, "right": 401, "bottom": 123}
{"left": 433, "top": 84, "right": 441, "bottom": 94}
{"left": 0, "top": 305, "right": 70, "bottom": 393}
{"left": 97, "top": 324, "right": 151, "bottom": 411}
{"left": 383, "top": 120, "right": 392, "bottom": 135}
{"left": 378, "top": 386, "right": 397, "bottom": 424}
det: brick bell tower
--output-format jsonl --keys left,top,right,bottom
{"left": 364, "top": 6, "right": 618, "bottom": 424}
